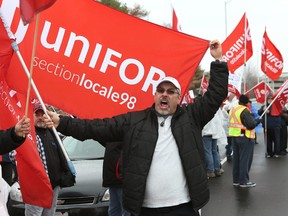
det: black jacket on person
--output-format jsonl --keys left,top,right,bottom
{"left": 0, "top": 127, "right": 25, "bottom": 155}
{"left": 102, "top": 141, "right": 123, "bottom": 188}
{"left": 239, "top": 105, "right": 259, "bottom": 130}
{"left": 56, "top": 61, "right": 228, "bottom": 215}
{"left": 258, "top": 104, "right": 282, "bottom": 129}
{"left": 36, "top": 127, "right": 72, "bottom": 189}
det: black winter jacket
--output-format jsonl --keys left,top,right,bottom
{"left": 0, "top": 127, "right": 25, "bottom": 155}
{"left": 102, "top": 141, "right": 123, "bottom": 188}
{"left": 57, "top": 61, "right": 228, "bottom": 215}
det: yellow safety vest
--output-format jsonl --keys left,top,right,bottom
{"left": 229, "top": 104, "right": 255, "bottom": 138}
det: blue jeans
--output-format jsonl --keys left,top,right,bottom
{"left": 232, "top": 137, "right": 254, "bottom": 184}
{"left": 25, "top": 186, "right": 60, "bottom": 216}
{"left": 202, "top": 136, "right": 220, "bottom": 173}
{"left": 109, "top": 187, "right": 130, "bottom": 216}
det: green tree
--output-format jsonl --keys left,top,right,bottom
{"left": 98, "top": 0, "right": 148, "bottom": 18}
{"left": 189, "top": 66, "right": 205, "bottom": 95}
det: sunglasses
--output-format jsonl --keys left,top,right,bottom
{"left": 156, "top": 87, "right": 179, "bottom": 95}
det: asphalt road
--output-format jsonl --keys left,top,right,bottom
{"left": 201, "top": 131, "right": 288, "bottom": 216}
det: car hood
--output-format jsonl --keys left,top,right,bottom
{"left": 59, "top": 159, "right": 106, "bottom": 198}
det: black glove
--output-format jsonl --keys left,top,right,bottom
{"left": 255, "top": 118, "right": 262, "bottom": 125}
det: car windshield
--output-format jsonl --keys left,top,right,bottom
{"left": 62, "top": 137, "right": 105, "bottom": 160}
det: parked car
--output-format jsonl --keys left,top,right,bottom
{"left": 7, "top": 137, "right": 109, "bottom": 216}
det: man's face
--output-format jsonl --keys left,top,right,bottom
{"left": 154, "top": 82, "right": 181, "bottom": 115}
{"left": 34, "top": 109, "right": 46, "bottom": 128}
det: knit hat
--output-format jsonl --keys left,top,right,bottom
{"left": 239, "top": 94, "right": 249, "bottom": 105}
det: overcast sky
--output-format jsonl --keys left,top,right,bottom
{"left": 120, "top": 0, "right": 288, "bottom": 75}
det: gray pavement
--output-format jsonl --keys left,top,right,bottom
{"left": 201, "top": 131, "right": 288, "bottom": 216}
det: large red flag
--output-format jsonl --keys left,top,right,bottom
{"left": 172, "top": 6, "right": 182, "bottom": 32}
{"left": 4, "top": 0, "right": 209, "bottom": 119}
{"left": 0, "top": 81, "right": 53, "bottom": 208}
{"left": 271, "top": 80, "right": 288, "bottom": 115}
{"left": 261, "top": 30, "right": 283, "bottom": 81}
{"left": 181, "top": 90, "right": 194, "bottom": 104}
{"left": 222, "top": 13, "right": 253, "bottom": 73}
{"left": 200, "top": 75, "right": 209, "bottom": 94}
{"left": 228, "top": 83, "right": 240, "bottom": 98}
{"left": 0, "top": 9, "right": 14, "bottom": 73}
{"left": 20, "top": 0, "right": 57, "bottom": 25}
{"left": 252, "top": 81, "right": 272, "bottom": 104}
{"left": 0, "top": 8, "right": 53, "bottom": 208}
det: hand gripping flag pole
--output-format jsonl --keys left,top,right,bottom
{"left": 0, "top": 9, "right": 76, "bottom": 176}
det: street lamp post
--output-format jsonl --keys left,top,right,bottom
{"left": 224, "top": 0, "right": 233, "bottom": 37}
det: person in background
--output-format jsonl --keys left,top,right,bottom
{"left": 103, "top": 142, "right": 130, "bottom": 216}
{"left": 45, "top": 40, "right": 228, "bottom": 216}
{"left": 0, "top": 117, "right": 30, "bottom": 155}
{"left": 280, "top": 104, "right": 288, "bottom": 154}
{"left": 202, "top": 108, "right": 225, "bottom": 178}
{"left": 229, "top": 94, "right": 260, "bottom": 188}
{"left": 223, "top": 93, "right": 238, "bottom": 162}
{"left": 258, "top": 93, "right": 282, "bottom": 158}
{"left": 0, "top": 151, "right": 17, "bottom": 186}
{"left": 247, "top": 100, "right": 260, "bottom": 144}
{"left": 25, "top": 103, "right": 73, "bottom": 216}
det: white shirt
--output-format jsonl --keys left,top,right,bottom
{"left": 142, "top": 116, "right": 190, "bottom": 207}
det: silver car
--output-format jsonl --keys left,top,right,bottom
{"left": 8, "top": 137, "right": 109, "bottom": 216}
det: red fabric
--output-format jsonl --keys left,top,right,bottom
{"left": 201, "top": 76, "right": 209, "bottom": 94}
{"left": 0, "top": 76, "right": 53, "bottom": 208}
{"left": 0, "top": 12, "right": 13, "bottom": 73}
{"left": 252, "top": 81, "right": 272, "bottom": 104}
{"left": 261, "top": 30, "right": 283, "bottom": 81}
{"left": 222, "top": 13, "right": 253, "bottom": 73}
{"left": 6, "top": 0, "right": 209, "bottom": 119}
{"left": 181, "top": 91, "right": 193, "bottom": 104}
{"left": 271, "top": 80, "right": 288, "bottom": 115}
{"left": 20, "top": 0, "right": 57, "bottom": 25}
{"left": 0, "top": 13, "right": 53, "bottom": 208}
{"left": 228, "top": 84, "right": 240, "bottom": 98}
{"left": 172, "top": 7, "right": 182, "bottom": 32}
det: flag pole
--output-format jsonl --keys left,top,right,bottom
{"left": 244, "top": 86, "right": 254, "bottom": 95}
{"left": 199, "top": 74, "right": 205, "bottom": 95}
{"left": 24, "top": 14, "right": 40, "bottom": 117}
{"left": 243, "top": 12, "right": 247, "bottom": 94}
{"left": 259, "top": 81, "right": 288, "bottom": 119}
{"left": 244, "top": 81, "right": 263, "bottom": 95}
{"left": 12, "top": 42, "right": 75, "bottom": 175}
{"left": 0, "top": 8, "right": 70, "bottom": 161}
{"left": 1, "top": 10, "right": 75, "bottom": 175}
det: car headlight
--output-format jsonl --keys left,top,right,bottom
{"left": 9, "top": 182, "right": 23, "bottom": 202}
{"left": 101, "top": 189, "right": 109, "bottom": 202}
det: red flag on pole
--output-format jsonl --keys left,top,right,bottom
{"left": 182, "top": 90, "right": 194, "bottom": 104}
{"left": 20, "top": 0, "right": 57, "bottom": 25}
{"left": 222, "top": 13, "right": 253, "bottom": 73}
{"left": 0, "top": 8, "right": 53, "bottom": 208}
{"left": 172, "top": 6, "right": 182, "bottom": 32}
{"left": 271, "top": 80, "right": 288, "bottom": 115}
{"left": 6, "top": 0, "right": 209, "bottom": 119}
{"left": 0, "top": 77, "right": 53, "bottom": 208}
{"left": 0, "top": 9, "right": 14, "bottom": 73}
{"left": 228, "top": 83, "right": 240, "bottom": 98}
{"left": 261, "top": 30, "right": 283, "bottom": 81}
{"left": 252, "top": 81, "right": 272, "bottom": 104}
{"left": 200, "top": 75, "right": 209, "bottom": 94}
